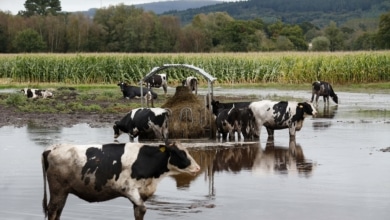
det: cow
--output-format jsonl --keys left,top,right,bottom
{"left": 238, "top": 107, "right": 258, "bottom": 140}
{"left": 214, "top": 105, "right": 258, "bottom": 141}
{"left": 210, "top": 99, "right": 251, "bottom": 116}
{"left": 311, "top": 81, "right": 338, "bottom": 105}
{"left": 117, "top": 82, "right": 157, "bottom": 100}
{"left": 182, "top": 76, "right": 198, "bottom": 94}
{"left": 41, "top": 142, "right": 200, "bottom": 220}
{"left": 145, "top": 73, "right": 168, "bottom": 95}
{"left": 21, "top": 88, "right": 53, "bottom": 99}
{"left": 215, "top": 106, "right": 241, "bottom": 141}
{"left": 113, "top": 107, "right": 170, "bottom": 142}
{"left": 249, "top": 100, "right": 317, "bottom": 139}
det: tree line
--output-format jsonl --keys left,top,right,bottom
{"left": 0, "top": 1, "right": 389, "bottom": 53}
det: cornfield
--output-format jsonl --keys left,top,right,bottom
{"left": 0, "top": 52, "right": 389, "bottom": 85}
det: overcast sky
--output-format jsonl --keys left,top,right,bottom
{"left": 0, "top": 0, "right": 236, "bottom": 15}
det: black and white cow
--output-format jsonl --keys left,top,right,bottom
{"left": 311, "top": 81, "right": 338, "bottom": 105}
{"left": 117, "top": 82, "right": 157, "bottom": 99}
{"left": 215, "top": 106, "right": 241, "bottom": 141}
{"left": 210, "top": 100, "right": 257, "bottom": 140}
{"left": 42, "top": 142, "right": 200, "bottom": 220}
{"left": 210, "top": 99, "right": 251, "bottom": 116}
{"left": 145, "top": 73, "right": 168, "bottom": 95}
{"left": 182, "top": 76, "right": 198, "bottom": 94}
{"left": 21, "top": 88, "right": 53, "bottom": 99}
{"left": 238, "top": 107, "right": 258, "bottom": 140}
{"left": 114, "top": 107, "right": 170, "bottom": 141}
{"left": 249, "top": 100, "right": 317, "bottom": 139}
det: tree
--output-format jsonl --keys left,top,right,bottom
{"left": 12, "top": 28, "right": 46, "bottom": 52}
{"left": 280, "top": 25, "right": 308, "bottom": 50}
{"left": 19, "top": 0, "right": 62, "bottom": 17}
{"left": 311, "top": 36, "right": 330, "bottom": 51}
{"left": 324, "top": 21, "right": 344, "bottom": 51}
{"left": 377, "top": 11, "right": 390, "bottom": 49}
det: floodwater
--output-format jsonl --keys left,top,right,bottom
{"left": 1, "top": 88, "right": 390, "bottom": 220}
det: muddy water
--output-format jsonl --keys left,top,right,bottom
{"left": 1, "top": 89, "right": 390, "bottom": 220}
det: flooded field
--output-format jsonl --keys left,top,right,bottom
{"left": 1, "top": 88, "right": 389, "bottom": 220}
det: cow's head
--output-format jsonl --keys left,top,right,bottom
{"left": 210, "top": 100, "right": 221, "bottom": 116}
{"left": 113, "top": 122, "right": 124, "bottom": 139}
{"left": 117, "top": 82, "right": 127, "bottom": 91}
{"left": 298, "top": 102, "right": 317, "bottom": 117}
{"left": 331, "top": 94, "right": 339, "bottom": 104}
{"left": 165, "top": 142, "right": 200, "bottom": 176}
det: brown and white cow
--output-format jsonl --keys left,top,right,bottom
{"left": 113, "top": 107, "right": 170, "bottom": 141}
{"left": 42, "top": 142, "right": 200, "bottom": 220}
{"left": 249, "top": 100, "right": 317, "bottom": 139}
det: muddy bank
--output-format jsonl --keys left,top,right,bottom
{"left": 0, "top": 104, "right": 122, "bottom": 128}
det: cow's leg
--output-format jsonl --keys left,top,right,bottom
{"left": 221, "top": 132, "right": 228, "bottom": 140}
{"left": 266, "top": 127, "right": 274, "bottom": 139}
{"left": 162, "top": 84, "right": 167, "bottom": 95}
{"left": 134, "top": 204, "right": 147, "bottom": 220}
{"left": 315, "top": 94, "right": 320, "bottom": 106}
{"left": 128, "top": 189, "right": 147, "bottom": 220}
{"left": 310, "top": 92, "right": 315, "bottom": 103}
{"left": 47, "top": 191, "right": 68, "bottom": 220}
{"left": 289, "top": 126, "right": 296, "bottom": 138}
{"left": 228, "top": 130, "right": 235, "bottom": 141}
{"left": 324, "top": 96, "right": 329, "bottom": 105}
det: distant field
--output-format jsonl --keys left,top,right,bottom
{"left": 0, "top": 51, "right": 389, "bottom": 86}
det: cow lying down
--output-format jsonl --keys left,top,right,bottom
{"left": 21, "top": 88, "right": 53, "bottom": 99}
{"left": 42, "top": 142, "right": 200, "bottom": 220}
{"left": 249, "top": 100, "right": 317, "bottom": 138}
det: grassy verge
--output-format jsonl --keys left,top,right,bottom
{"left": 0, "top": 82, "right": 388, "bottom": 115}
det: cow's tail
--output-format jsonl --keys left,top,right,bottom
{"left": 41, "top": 152, "right": 48, "bottom": 218}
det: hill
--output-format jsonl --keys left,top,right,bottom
{"left": 77, "top": 0, "right": 223, "bottom": 18}
{"left": 162, "top": 0, "right": 390, "bottom": 27}
{"left": 76, "top": 0, "right": 389, "bottom": 28}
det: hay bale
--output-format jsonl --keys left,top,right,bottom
{"left": 162, "top": 86, "right": 213, "bottom": 139}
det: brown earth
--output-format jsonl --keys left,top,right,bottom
{"left": 0, "top": 104, "right": 123, "bottom": 128}
{"left": 0, "top": 86, "right": 247, "bottom": 129}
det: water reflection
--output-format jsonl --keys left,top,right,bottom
{"left": 253, "top": 137, "right": 314, "bottom": 176}
{"left": 26, "top": 122, "right": 62, "bottom": 146}
{"left": 313, "top": 105, "right": 338, "bottom": 130}
{"left": 173, "top": 138, "right": 314, "bottom": 194}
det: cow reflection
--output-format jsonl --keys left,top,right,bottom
{"left": 171, "top": 143, "right": 260, "bottom": 190}
{"left": 253, "top": 137, "right": 314, "bottom": 176}
{"left": 313, "top": 105, "right": 338, "bottom": 130}
{"left": 26, "top": 122, "right": 61, "bottom": 146}
{"left": 171, "top": 140, "right": 314, "bottom": 190}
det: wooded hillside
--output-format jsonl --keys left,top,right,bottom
{"left": 163, "top": 0, "right": 389, "bottom": 27}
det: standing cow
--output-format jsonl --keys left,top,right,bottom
{"left": 210, "top": 99, "right": 251, "bottom": 116}
{"left": 182, "top": 76, "right": 198, "bottom": 95}
{"left": 145, "top": 73, "right": 168, "bottom": 95}
{"left": 42, "top": 142, "right": 200, "bottom": 220}
{"left": 114, "top": 108, "right": 170, "bottom": 141}
{"left": 311, "top": 81, "right": 338, "bottom": 105}
{"left": 215, "top": 106, "right": 241, "bottom": 141}
{"left": 249, "top": 100, "right": 317, "bottom": 139}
